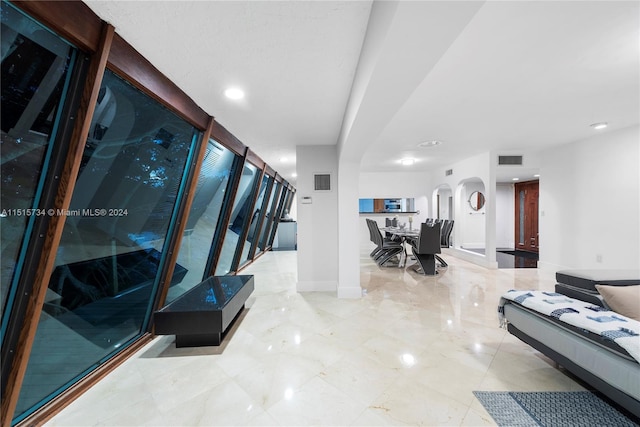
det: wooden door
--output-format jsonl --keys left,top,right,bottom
{"left": 515, "top": 181, "right": 539, "bottom": 253}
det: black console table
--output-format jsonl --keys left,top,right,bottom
{"left": 154, "top": 275, "right": 254, "bottom": 347}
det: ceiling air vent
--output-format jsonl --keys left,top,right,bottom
{"left": 498, "top": 155, "right": 523, "bottom": 166}
{"left": 314, "top": 173, "right": 331, "bottom": 191}
{"left": 445, "top": 169, "right": 453, "bottom": 176}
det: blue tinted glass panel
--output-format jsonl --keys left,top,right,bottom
{"left": 240, "top": 174, "right": 268, "bottom": 263}
{"left": 285, "top": 190, "right": 294, "bottom": 212}
{"left": 1, "top": 2, "right": 75, "bottom": 327}
{"left": 165, "top": 139, "right": 237, "bottom": 304}
{"left": 258, "top": 180, "right": 278, "bottom": 251}
{"left": 14, "top": 69, "right": 198, "bottom": 421}
{"left": 159, "top": 275, "right": 252, "bottom": 312}
{"left": 215, "top": 162, "right": 259, "bottom": 275}
{"left": 268, "top": 186, "right": 288, "bottom": 246}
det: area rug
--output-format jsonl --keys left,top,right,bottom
{"left": 473, "top": 391, "right": 639, "bottom": 427}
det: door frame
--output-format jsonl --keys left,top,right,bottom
{"left": 514, "top": 180, "right": 539, "bottom": 253}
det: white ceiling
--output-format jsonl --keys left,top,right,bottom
{"left": 85, "top": 1, "right": 639, "bottom": 185}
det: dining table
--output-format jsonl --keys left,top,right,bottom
{"left": 382, "top": 226, "right": 420, "bottom": 268}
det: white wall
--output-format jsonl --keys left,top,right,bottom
{"left": 296, "top": 145, "right": 339, "bottom": 291}
{"left": 359, "top": 170, "right": 431, "bottom": 193}
{"left": 496, "top": 183, "right": 515, "bottom": 248}
{"left": 539, "top": 125, "right": 640, "bottom": 270}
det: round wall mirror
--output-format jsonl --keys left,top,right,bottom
{"left": 468, "top": 191, "right": 485, "bottom": 211}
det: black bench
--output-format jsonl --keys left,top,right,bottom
{"left": 154, "top": 275, "right": 254, "bottom": 347}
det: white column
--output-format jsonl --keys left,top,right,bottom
{"left": 337, "top": 160, "right": 362, "bottom": 298}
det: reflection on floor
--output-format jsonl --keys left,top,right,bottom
{"left": 47, "top": 249, "right": 589, "bottom": 426}
{"left": 463, "top": 248, "right": 539, "bottom": 269}
{"left": 496, "top": 250, "right": 538, "bottom": 269}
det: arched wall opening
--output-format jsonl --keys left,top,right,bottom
{"left": 432, "top": 184, "right": 453, "bottom": 221}
{"left": 454, "top": 178, "right": 486, "bottom": 254}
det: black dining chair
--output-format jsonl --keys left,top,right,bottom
{"left": 410, "top": 222, "right": 442, "bottom": 275}
{"left": 367, "top": 219, "right": 403, "bottom": 266}
{"left": 367, "top": 219, "right": 383, "bottom": 258}
{"left": 433, "top": 220, "right": 454, "bottom": 268}
{"left": 440, "top": 220, "right": 450, "bottom": 247}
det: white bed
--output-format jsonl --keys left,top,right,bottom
{"left": 499, "top": 282, "right": 640, "bottom": 419}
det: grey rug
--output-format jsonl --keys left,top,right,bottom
{"left": 473, "top": 391, "right": 639, "bottom": 427}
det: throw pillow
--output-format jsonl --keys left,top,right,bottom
{"left": 595, "top": 285, "right": 640, "bottom": 321}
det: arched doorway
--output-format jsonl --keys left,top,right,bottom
{"left": 433, "top": 184, "right": 453, "bottom": 220}
{"left": 455, "top": 178, "right": 486, "bottom": 252}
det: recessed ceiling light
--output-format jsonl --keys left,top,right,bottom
{"left": 512, "top": 177, "right": 519, "bottom": 181}
{"left": 400, "top": 158, "right": 416, "bottom": 166}
{"left": 590, "top": 122, "right": 608, "bottom": 130}
{"left": 224, "top": 87, "right": 245, "bottom": 100}
{"left": 291, "top": 173, "right": 297, "bottom": 178}
{"left": 533, "top": 174, "right": 540, "bottom": 178}
{"left": 280, "top": 157, "right": 288, "bottom": 162}
{"left": 418, "top": 140, "right": 442, "bottom": 148}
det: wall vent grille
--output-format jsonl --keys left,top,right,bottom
{"left": 445, "top": 169, "right": 453, "bottom": 176}
{"left": 498, "top": 155, "right": 523, "bottom": 165}
{"left": 314, "top": 173, "right": 331, "bottom": 191}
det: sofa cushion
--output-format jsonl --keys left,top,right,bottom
{"left": 555, "top": 283, "right": 604, "bottom": 307}
{"left": 556, "top": 270, "right": 640, "bottom": 292}
{"left": 595, "top": 284, "right": 640, "bottom": 321}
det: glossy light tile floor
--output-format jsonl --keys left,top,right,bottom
{"left": 46, "top": 249, "right": 587, "bottom": 426}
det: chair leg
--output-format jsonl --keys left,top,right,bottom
{"left": 412, "top": 248, "right": 437, "bottom": 275}
{"left": 373, "top": 249, "right": 387, "bottom": 262}
{"left": 373, "top": 245, "right": 398, "bottom": 262}
{"left": 435, "top": 255, "right": 448, "bottom": 268}
{"left": 377, "top": 247, "right": 402, "bottom": 266}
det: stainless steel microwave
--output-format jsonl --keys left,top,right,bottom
{"left": 384, "top": 199, "right": 402, "bottom": 212}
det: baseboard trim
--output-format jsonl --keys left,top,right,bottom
{"left": 296, "top": 280, "right": 337, "bottom": 292}
{"left": 538, "top": 260, "right": 570, "bottom": 272}
{"left": 337, "top": 286, "right": 362, "bottom": 299}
